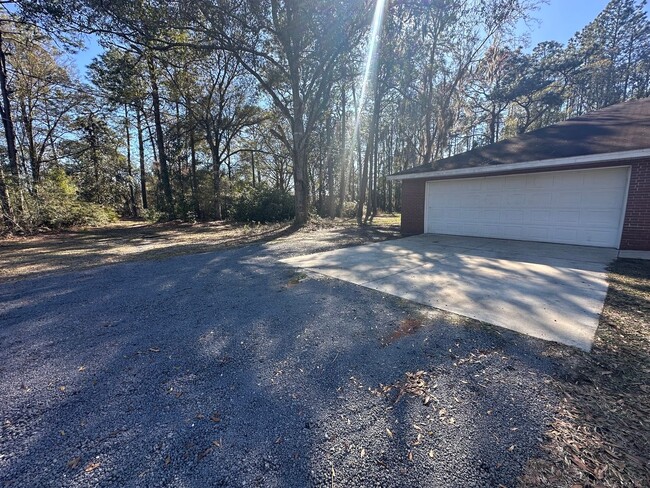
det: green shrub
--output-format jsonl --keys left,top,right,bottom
{"left": 143, "top": 207, "right": 166, "bottom": 223}
{"left": 27, "top": 168, "right": 117, "bottom": 230}
{"left": 229, "top": 187, "right": 294, "bottom": 223}
{"left": 340, "top": 201, "right": 357, "bottom": 218}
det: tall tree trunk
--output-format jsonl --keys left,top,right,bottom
{"left": 337, "top": 84, "right": 347, "bottom": 217}
{"left": 326, "top": 117, "right": 335, "bottom": 218}
{"left": 357, "top": 138, "right": 371, "bottom": 225}
{"left": 360, "top": 87, "right": 381, "bottom": 225}
{"left": 147, "top": 55, "right": 174, "bottom": 217}
{"left": 0, "top": 32, "right": 18, "bottom": 181}
{"left": 387, "top": 123, "right": 393, "bottom": 213}
{"left": 174, "top": 101, "right": 186, "bottom": 215}
{"left": 189, "top": 123, "right": 200, "bottom": 218}
{"left": 86, "top": 116, "right": 101, "bottom": 201}
{"left": 124, "top": 105, "right": 137, "bottom": 216}
{"left": 20, "top": 100, "right": 39, "bottom": 185}
{"left": 291, "top": 113, "right": 310, "bottom": 226}
{"left": 250, "top": 151, "right": 256, "bottom": 188}
{"left": 0, "top": 166, "right": 14, "bottom": 230}
{"left": 136, "top": 107, "right": 148, "bottom": 209}
{"left": 208, "top": 134, "right": 223, "bottom": 220}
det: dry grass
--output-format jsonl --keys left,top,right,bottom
{"left": 0, "top": 220, "right": 289, "bottom": 282}
{"left": 0, "top": 215, "right": 401, "bottom": 283}
{"left": 370, "top": 213, "right": 402, "bottom": 227}
{"left": 520, "top": 259, "right": 650, "bottom": 488}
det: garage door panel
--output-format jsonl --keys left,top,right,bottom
{"left": 526, "top": 192, "right": 552, "bottom": 206}
{"left": 526, "top": 173, "right": 553, "bottom": 189}
{"left": 581, "top": 209, "right": 621, "bottom": 227}
{"left": 550, "top": 227, "right": 579, "bottom": 242}
{"left": 555, "top": 210, "right": 581, "bottom": 225}
{"left": 553, "top": 171, "right": 585, "bottom": 189}
{"left": 526, "top": 209, "right": 551, "bottom": 223}
{"left": 500, "top": 209, "right": 524, "bottom": 224}
{"left": 584, "top": 169, "right": 627, "bottom": 188}
{"left": 583, "top": 190, "right": 626, "bottom": 208}
{"left": 527, "top": 227, "right": 551, "bottom": 240}
{"left": 504, "top": 175, "right": 527, "bottom": 188}
{"left": 503, "top": 193, "right": 526, "bottom": 206}
{"left": 583, "top": 229, "right": 618, "bottom": 246}
{"left": 552, "top": 192, "right": 582, "bottom": 207}
{"left": 425, "top": 167, "right": 629, "bottom": 248}
{"left": 477, "top": 209, "right": 496, "bottom": 224}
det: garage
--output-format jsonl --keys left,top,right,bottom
{"left": 390, "top": 98, "right": 650, "bottom": 251}
{"left": 424, "top": 167, "right": 630, "bottom": 248}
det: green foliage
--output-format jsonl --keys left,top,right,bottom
{"left": 142, "top": 207, "right": 166, "bottom": 223}
{"left": 23, "top": 168, "right": 117, "bottom": 230}
{"left": 340, "top": 201, "right": 358, "bottom": 219}
{"left": 229, "top": 187, "right": 294, "bottom": 223}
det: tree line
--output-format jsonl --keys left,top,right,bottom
{"left": 0, "top": 0, "right": 648, "bottom": 232}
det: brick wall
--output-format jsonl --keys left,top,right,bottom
{"left": 400, "top": 178, "right": 426, "bottom": 235}
{"left": 621, "top": 159, "right": 650, "bottom": 250}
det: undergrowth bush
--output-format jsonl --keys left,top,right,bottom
{"left": 229, "top": 187, "right": 294, "bottom": 223}
{"left": 340, "top": 201, "right": 357, "bottom": 219}
{"left": 20, "top": 168, "right": 117, "bottom": 231}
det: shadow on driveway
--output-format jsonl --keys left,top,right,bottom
{"left": 1, "top": 240, "right": 564, "bottom": 487}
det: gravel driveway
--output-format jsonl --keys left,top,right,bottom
{"left": 0, "top": 228, "right": 563, "bottom": 487}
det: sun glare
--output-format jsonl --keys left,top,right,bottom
{"left": 349, "top": 0, "right": 387, "bottom": 162}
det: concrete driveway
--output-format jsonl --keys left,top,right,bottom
{"left": 282, "top": 235, "right": 618, "bottom": 350}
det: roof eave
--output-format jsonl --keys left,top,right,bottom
{"left": 387, "top": 148, "right": 650, "bottom": 181}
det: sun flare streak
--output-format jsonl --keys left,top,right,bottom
{"left": 349, "top": 0, "right": 387, "bottom": 160}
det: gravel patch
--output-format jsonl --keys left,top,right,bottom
{"left": 1, "top": 227, "right": 565, "bottom": 487}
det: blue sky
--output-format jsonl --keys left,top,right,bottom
{"left": 522, "top": 0, "right": 620, "bottom": 46}
{"left": 72, "top": 0, "right": 650, "bottom": 76}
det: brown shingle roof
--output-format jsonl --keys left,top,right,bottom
{"left": 391, "top": 97, "right": 650, "bottom": 177}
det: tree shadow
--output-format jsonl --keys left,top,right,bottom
{"left": 0, "top": 238, "right": 573, "bottom": 486}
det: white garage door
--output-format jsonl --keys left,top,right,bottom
{"left": 425, "top": 167, "right": 630, "bottom": 248}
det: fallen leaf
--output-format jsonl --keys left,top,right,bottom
{"left": 408, "top": 451, "right": 413, "bottom": 461}
{"left": 58, "top": 386, "right": 66, "bottom": 392}
{"left": 164, "top": 455, "right": 171, "bottom": 465}
{"left": 67, "top": 457, "right": 81, "bottom": 469}
{"left": 212, "top": 438, "right": 222, "bottom": 448}
{"left": 508, "top": 445, "right": 516, "bottom": 452}
{"left": 438, "top": 408, "right": 447, "bottom": 416}
{"left": 428, "top": 450, "right": 435, "bottom": 459}
{"left": 210, "top": 412, "right": 221, "bottom": 423}
{"left": 78, "top": 366, "right": 86, "bottom": 372}
{"left": 197, "top": 447, "right": 212, "bottom": 461}
{"left": 386, "top": 428, "right": 394, "bottom": 438}
{"left": 360, "top": 448, "right": 366, "bottom": 458}
{"left": 84, "top": 461, "right": 101, "bottom": 473}
{"left": 149, "top": 348, "right": 160, "bottom": 353}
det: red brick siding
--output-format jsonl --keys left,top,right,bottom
{"left": 399, "top": 158, "right": 650, "bottom": 249}
{"left": 621, "top": 159, "right": 650, "bottom": 250}
{"left": 400, "top": 178, "right": 426, "bottom": 235}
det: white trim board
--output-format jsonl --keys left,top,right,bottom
{"left": 388, "top": 148, "right": 650, "bottom": 181}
